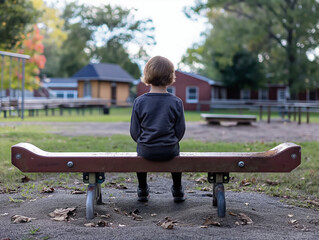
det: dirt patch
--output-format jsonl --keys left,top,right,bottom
{"left": 1, "top": 177, "right": 319, "bottom": 240}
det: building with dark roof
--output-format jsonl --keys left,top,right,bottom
{"left": 39, "top": 78, "right": 78, "bottom": 99}
{"left": 137, "top": 70, "right": 227, "bottom": 111}
{"left": 72, "top": 63, "right": 136, "bottom": 105}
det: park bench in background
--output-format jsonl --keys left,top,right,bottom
{"left": 11, "top": 142, "right": 301, "bottom": 219}
{"left": 201, "top": 113, "right": 257, "bottom": 125}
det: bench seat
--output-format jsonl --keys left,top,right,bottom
{"left": 12, "top": 143, "right": 300, "bottom": 173}
{"left": 201, "top": 113, "right": 257, "bottom": 125}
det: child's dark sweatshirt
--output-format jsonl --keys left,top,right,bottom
{"left": 130, "top": 93, "right": 185, "bottom": 161}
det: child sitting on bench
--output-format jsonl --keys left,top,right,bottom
{"left": 130, "top": 56, "right": 186, "bottom": 202}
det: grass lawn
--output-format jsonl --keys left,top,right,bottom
{"left": 0, "top": 124, "right": 318, "bottom": 210}
{"left": 1, "top": 107, "right": 319, "bottom": 123}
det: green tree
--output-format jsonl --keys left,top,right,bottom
{"left": 183, "top": 0, "right": 319, "bottom": 96}
{"left": 0, "top": 0, "right": 39, "bottom": 49}
{"left": 48, "top": 2, "right": 155, "bottom": 78}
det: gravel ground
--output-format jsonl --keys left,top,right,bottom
{"left": 0, "top": 121, "right": 319, "bottom": 239}
{"left": 1, "top": 177, "right": 319, "bottom": 240}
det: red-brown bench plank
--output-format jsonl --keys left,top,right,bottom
{"left": 12, "top": 142, "right": 301, "bottom": 173}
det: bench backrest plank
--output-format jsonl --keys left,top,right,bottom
{"left": 11, "top": 143, "right": 301, "bottom": 173}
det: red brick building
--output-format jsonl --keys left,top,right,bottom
{"left": 137, "top": 70, "right": 226, "bottom": 111}
{"left": 137, "top": 70, "right": 319, "bottom": 111}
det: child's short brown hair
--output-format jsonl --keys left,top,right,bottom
{"left": 142, "top": 56, "right": 176, "bottom": 86}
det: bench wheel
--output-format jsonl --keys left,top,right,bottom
{"left": 86, "top": 184, "right": 96, "bottom": 219}
{"left": 215, "top": 183, "right": 226, "bottom": 217}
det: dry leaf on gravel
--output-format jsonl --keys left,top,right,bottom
{"left": 237, "top": 213, "right": 253, "bottom": 225}
{"left": 131, "top": 213, "right": 143, "bottom": 221}
{"left": 84, "top": 222, "right": 96, "bottom": 227}
{"left": 71, "top": 189, "right": 86, "bottom": 194}
{"left": 100, "top": 214, "right": 111, "bottom": 219}
{"left": 11, "top": 215, "right": 36, "bottom": 223}
{"left": 202, "top": 218, "right": 221, "bottom": 227}
{"left": 116, "top": 184, "right": 128, "bottom": 189}
{"left": 157, "top": 217, "right": 177, "bottom": 229}
{"left": 228, "top": 211, "right": 237, "bottom": 216}
{"left": 41, "top": 186, "right": 54, "bottom": 193}
{"left": 85, "top": 220, "right": 110, "bottom": 227}
{"left": 129, "top": 209, "right": 143, "bottom": 221}
{"left": 49, "top": 207, "right": 76, "bottom": 221}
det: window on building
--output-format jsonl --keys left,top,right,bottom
{"left": 84, "top": 81, "right": 91, "bottom": 98}
{"left": 67, "top": 93, "right": 75, "bottom": 98}
{"left": 56, "top": 93, "right": 64, "bottom": 98}
{"left": 258, "top": 89, "right": 268, "bottom": 100}
{"left": 167, "top": 86, "right": 175, "bottom": 95}
{"left": 240, "top": 89, "right": 251, "bottom": 99}
{"left": 277, "top": 89, "right": 287, "bottom": 102}
{"left": 186, "top": 87, "right": 199, "bottom": 103}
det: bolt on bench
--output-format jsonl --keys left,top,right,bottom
{"left": 11, "top": 143, "right": 301, "bottom": 219}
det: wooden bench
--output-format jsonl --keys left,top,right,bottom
{"left": 201, "top": 114, "right": 257, "bottom": 125}
{"left": 11, "top": 143, "right": 301, "bottom": 219}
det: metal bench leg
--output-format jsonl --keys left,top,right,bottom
{"left": 86, "top": 173, "right": 96, "bottom": 219}
{"left": 208, "top": 172, "right": 229, "bottom": 218}
{"left": 83, "top": 172, "right": 105, "bottom": 219}
{"left": 86, "top": 183, "right": 96, "bottom": 219}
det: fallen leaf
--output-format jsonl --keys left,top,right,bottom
{"left": 200, "top": 225, "right": 208, "bottom": 228}
{"left": 186, "top": 190, "right": 195, "bottom": 193}
{"left": 114, "top": 208, "right": 120, "bottom": 213}
{"left": 290, "top": 219, "right": 298, "bottom": 224}
{"left": 151, "top": 213, "right": 157, "bottom": 217}
{"left": 1, "top": 213, "right": 9, "bottom": 216}
{"left": 228, "top": 211, "right": 237, "bottom": 216}
{"left": 119, "top": 224, "right": 126, "bottom": 227}
{"left": 71, "top": 189, "right": 86, "bottom": 194}
{"left": 240, "top": 179, "right": 251, "bottom": 186}
{"left": 116, "top": 184, "right": 128, "bottom": 189}
{"left": 49, "top": 208, "right": 76, "bottom": 221}
{"left": 84, "top": 223, "right": 96, "bottom": 227}
{"left": 97, "top": 220, "right": 109, "bottom": 227}
{"left": 100, "top": 214, "right": 111, "bottom": 219}
{"left": 41, "top": 186, "right": 54, "bottom": 193}
{"left": 288, "top": 214, "right": 294, "bottom": 218}
{"left": 203, "top": 218, "right": 221, "bottom": 227}
{"left": 237, "top": 213, "right": 253, "bottom": 225}
{"left": 157, "top": 217, "right": 177, "bottom": 229}
{"left": 265, "top": 180, "right": 279, "bottom": 186}
{"left": 161, "top": 221, "right": 174, "bottom": 229}
{"left": 131, "top": 213, "right": 143, "bottom": 221}
{"left": 11, "top": 215, "right": 35, "bottom": 223}
{"left": 21, "top": 176, "right": 30, "bottom": 183}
